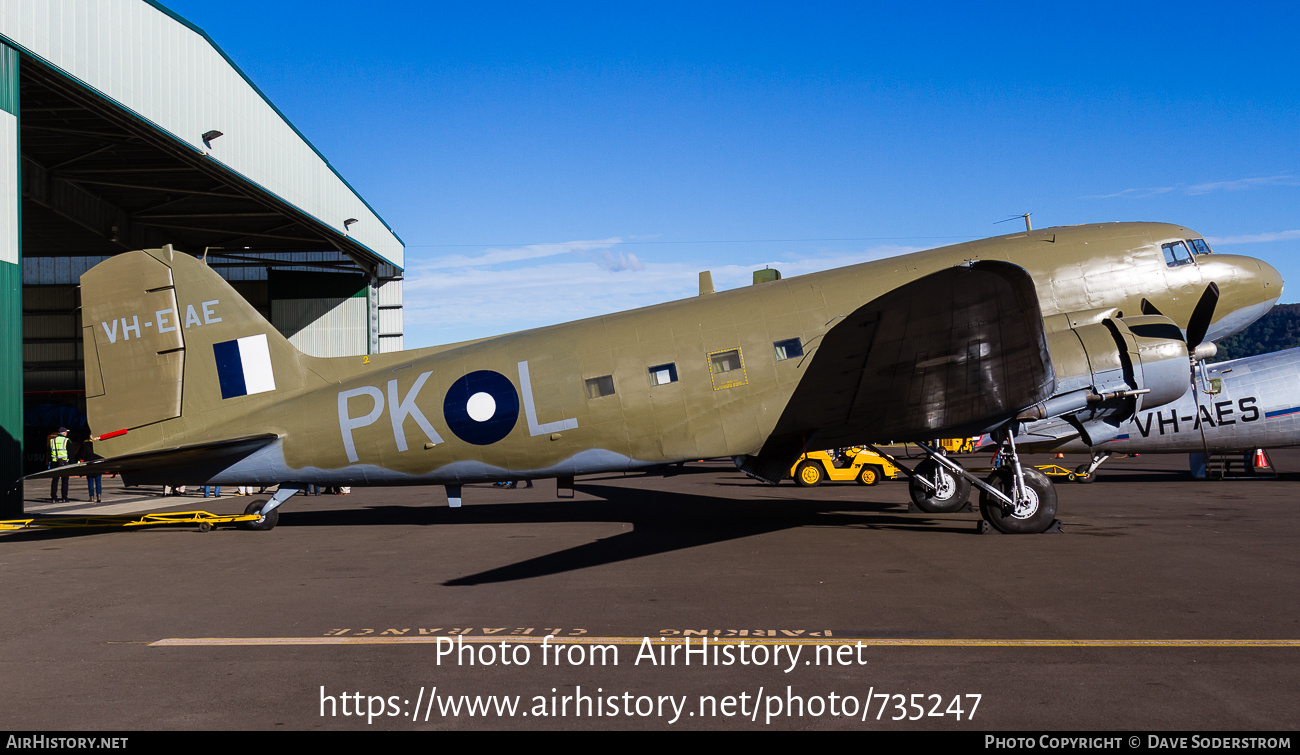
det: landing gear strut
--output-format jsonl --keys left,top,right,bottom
{"left": 978, "top": 466, "right": 1058, "bottom": 534}
{"left": 1074, "top": 451, "right": 1110, "bottom": 484}
{"left": 236, "top": 485, "right": 300, "bottom": 531}
{"left": 868, "top": 429, "right": 1062, "bottom": 534}
{"left": 976, "top": 430, "right": 1059, "bottom": 534}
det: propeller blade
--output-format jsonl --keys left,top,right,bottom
{"left": 1140, "top": 299, "right": 1162, "bottom": 317}
{"left": 1185, "top": 282, "right": 1221, "bottom": 348}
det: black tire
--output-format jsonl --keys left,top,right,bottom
{"left": 237, "top": 499, "right": 279, "bottom": 531}
{"left": 857, "top": 464, "right": 884, "bottom": 486}
{"left": 1074, "top": 463, "right": 1095, "bottom": 484}
{"left": 909, "top": 458, "right": 972, "bottom": 513}
{"left": 794, "top": 460, "right": 824, "bottom": 487}
{"left": 979, "top": 466, "right": 1058, "bottom": 534}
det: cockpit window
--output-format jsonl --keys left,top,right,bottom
{"left": 1162, "top": 241, "right": 1194, "bottom": 267}
{"left": 1189, "top": 238, "right": 1212, "bottom": 255}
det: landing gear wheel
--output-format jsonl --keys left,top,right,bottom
{"left": 909, "top": 458, "right": 972, "bottom": 513}
{"left": 979, "top": 466, "right": 1058, "bottom": 534}
{"left": 794, "top": 461, "right": 824, "bottom": 487}
{"left": 1074, "top": 463, "right": 1095, "bottom": 484}
{"left": 237, "top": 499, "right": 279, "bottom": 531}
{"left": 857, "top": 464, "right": 883, "bottom": 486}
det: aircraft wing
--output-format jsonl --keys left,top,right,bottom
{"left": 23, "top": 434, "right": 279, "bottom": 486}
{"left": 743, "top": 261, "right": 1055, "bottom": 479}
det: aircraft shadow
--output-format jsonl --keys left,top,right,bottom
{"left": 433, "top": 484, "right": 971, "bottom": 585}
{"left": 1, "top": 483, "right": 976, "bottom": 574}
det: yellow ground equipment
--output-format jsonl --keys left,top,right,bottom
{"left": 1032, "top": 464, "right": 1091, "bottom": 483}
{"left": 790, "top": 447, "right": 901, "bottom": 487}
{"left": 939, "top": 437, "right": 979, "bottom": 454}
{"left": 0, "top": 511, "right": 263, "bottom": 532}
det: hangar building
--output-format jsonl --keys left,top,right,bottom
{"left": 1, "top": 0, "right": 406, "bottom": 515}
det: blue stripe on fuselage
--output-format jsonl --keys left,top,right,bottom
{"left": 1264, "top": 406, "right": 1300, "bottom": 418}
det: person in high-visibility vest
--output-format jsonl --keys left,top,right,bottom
{"left": 48, "top": 427, "right": 71, "bottom": 502}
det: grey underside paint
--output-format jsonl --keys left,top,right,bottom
{"left": 208, "top": 441, "right": 659, "bottom": 487}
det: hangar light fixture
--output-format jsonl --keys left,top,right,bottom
{"left": 201, "top": 130, "right": 223, "bottom": 148}
{"left": 344, "top": 218, "right": 359, "bottom": 233}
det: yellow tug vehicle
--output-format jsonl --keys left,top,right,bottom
{"left": 790, "top": 447, "right": 902, "bottom": 487}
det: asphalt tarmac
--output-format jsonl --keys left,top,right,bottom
{"left": 3, "top": 450, "right": 1298, "bottom": 731}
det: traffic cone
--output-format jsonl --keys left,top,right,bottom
{"left": 1254, "top": 448, "right": 1268, "bottom": 469}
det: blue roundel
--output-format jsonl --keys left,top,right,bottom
{"left": 443, "top": 370, "right": 519, "bottom": 445}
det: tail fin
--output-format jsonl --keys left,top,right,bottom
{"left": 81, "top": 246, "right": 322, "bottom": 456}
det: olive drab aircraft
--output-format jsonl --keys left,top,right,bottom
{"left": 25, "top": 222, "right": 1283, "bottom": 534}
{"left": 1014, "top": 345, "right": 1300, "bottom": 479}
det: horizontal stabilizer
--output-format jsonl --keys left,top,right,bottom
{"left": 23, "top": 434, "right": 278, "bottom": 486}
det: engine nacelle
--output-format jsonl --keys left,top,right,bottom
{"left": 1022, "top": 315, "right": 1191, "bottom": 444}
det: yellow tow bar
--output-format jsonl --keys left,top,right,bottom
{"left": 0, "top": 511, "right": 262, "bottom": 532}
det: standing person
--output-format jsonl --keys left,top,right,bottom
{"left": 201, "top": 485, "right": 222, "bottom": 498}
{"left": 47, "top": 427, "right": 71, "bottom": 502}
{"left": 75, "top": 434, "right": 104, "bottom": 503}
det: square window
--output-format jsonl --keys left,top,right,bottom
{"left": 585, "top": 375, "right": 615, "bottom": 398}
{"left": 774, "top": 338, "right": 804, "bottom": 361}
{"left": 708, "top": 349, "right": 747, "bottom": 390}
{"left": 1162, "top": 241, "right": 1193, "bottom": 267}
{"left": 649, "top": 363, "right": 678, "bottom": 386}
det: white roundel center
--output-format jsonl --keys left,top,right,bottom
{"left": 466, "top": 392, "right": 497, "bottom": 422}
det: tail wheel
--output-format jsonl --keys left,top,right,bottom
{"left": 979, "top": 466, "right": 1058, "bottom": 534}
{"left": 909, "top": 458, "right": 971, "bottom": 513}
{"left": 237, "top": 499, "right": 279, "bottom": 531}
{"left": 857, "top": 464, "right": 883, "bottom": 486}
{"left": 794, "top": 461, "right": 825, "bottom": 487}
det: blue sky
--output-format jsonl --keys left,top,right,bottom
{"left": 162, "top": 0, "right": 1300, "bottom": 347}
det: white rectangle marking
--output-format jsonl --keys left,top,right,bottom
{"left": 237, "top": 334, "right": 275, "bottom": 395}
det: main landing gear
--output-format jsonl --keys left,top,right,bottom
{"left": 866, "top": 431, "right": 1061, "bottom": 534}
{"left": 907, "top": 457, "right": 972, "bottom": 514}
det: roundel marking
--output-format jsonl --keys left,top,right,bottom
{"left": 443, "top": 370, "right": 519, "bottom": 445}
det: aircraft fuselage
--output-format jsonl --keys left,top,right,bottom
{"left": 193, "top": 222, "right": 1280, "bottom": 486}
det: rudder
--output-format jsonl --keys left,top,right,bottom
{"left": 81, "top": 246, "right": 319, "bottom": 455}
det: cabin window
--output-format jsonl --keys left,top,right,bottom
{"left": 585, "top": 375, "right": 615, "bottom": 398}
{"left": 708, "top": 348, "right": 748, "bottom": 390}
{"left": 774, "top": 338, "right": 803, "bottom": 361}
{"left": 1189, "top": 238, "right": 1212, "bottom": 255}
{"left": 1162, "top": 241, "right": 1193, "bottom": 267}
{"left": 649, "top": 363, "right": 678, "bottom": 386}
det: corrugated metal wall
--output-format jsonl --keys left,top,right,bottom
{"left": 0, "top": 0, "right": 404, "bottom": 268}
{"left": 377, "top": 275, "right": 404, "bottom": 353}
{"left": 22, "top": 254, "right": 402, "bottom": 358}
{"left": 273, "top": 296, "right": 368, "bottom": 358}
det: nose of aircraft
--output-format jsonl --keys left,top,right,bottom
{"left": 1198, "top": 253, "right": 1284, "bottom": 341}
{"left": 1258, "top": 257, "right": 1285, "bottom": 301}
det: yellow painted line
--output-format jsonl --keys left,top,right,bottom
{"left": 150, "top": 636, "right": 1300, "bottom": 648}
